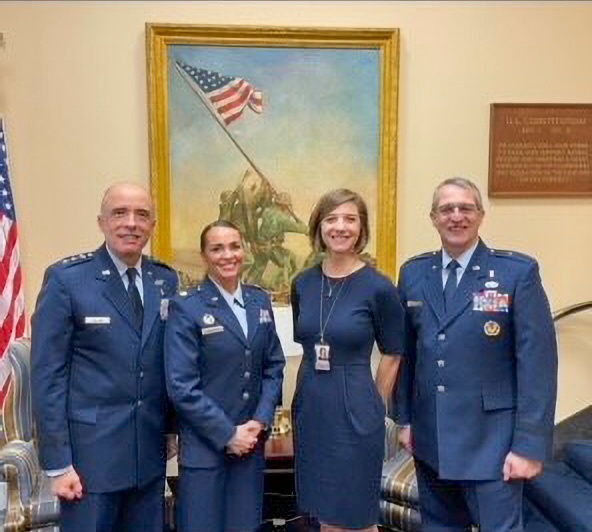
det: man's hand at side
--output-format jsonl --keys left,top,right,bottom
{"left": 398, "top": 425, "right": 414, "bottom": 454}
{"left": 166, "top": 434, "right": 178, "bottom": 460}
{"left": 503, "top": 451, "right": 543, "bottom": 481}
{"left": 51, "top": 469, "right": 83, "bottom": 500}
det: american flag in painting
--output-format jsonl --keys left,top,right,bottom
{"left": 177, "top": 62, "right": 263, "bottom": 126}
{"left": 0, "top": 118, "right": 26, "bottom": 406}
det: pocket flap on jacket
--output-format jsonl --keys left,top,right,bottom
{"left": 68, "top": 407, "right": 97, "bottom": 424}
{"left": 482, "top": 392, "right": 515, "bottom": 411}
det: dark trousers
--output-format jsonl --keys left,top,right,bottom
{"left": 60, "top": 476, "right": 165, "bottom": 532}
{"left": 414, "top": 458, "right": 524, "bottom": 532}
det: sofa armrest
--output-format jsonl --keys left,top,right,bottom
{"left": 0, "top": 440, "right": 37, "bottom": 504}
{"left": 0, "top": 439, "right": 37, "bottom": 532}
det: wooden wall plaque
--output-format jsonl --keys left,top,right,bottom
{"left": 489, "top": 104, "right": 592, "bottom": 197}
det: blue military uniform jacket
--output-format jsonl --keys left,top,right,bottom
{"left": 31, "top": 244, "right": 178, "bottom": 492}
{"left": 395, "top": 240, "right": 557, "bottom": 480}
{"left": 164, "top": 277, "right": 285, "bottom": 468}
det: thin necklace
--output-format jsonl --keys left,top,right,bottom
{"left": 324, "top": 274, "right": 343, "bottom": 298}
{"left": 322, "top": 259, "right": 359, "bottom": 278}
{"left": 319, "top": 273, "right": 347, "bottom": 343}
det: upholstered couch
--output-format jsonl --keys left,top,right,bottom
{"left": 380, "top": 414, "right": 592, "bottom": 532}
{"left": 380, "top": 420, "right": 420, "bottom": 532}
{"left": 0, "top": 339, "right": 59, "bottom": 532}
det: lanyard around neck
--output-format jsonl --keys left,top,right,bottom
{"left": 319, "top": 273, "right": 347, "bottom": 343}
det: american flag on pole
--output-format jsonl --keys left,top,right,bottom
{"left": 0, "top": 118, "right": 26, "bottom": 406}
{"left": 177, "top": 62, "right": 263, "bottom": 126}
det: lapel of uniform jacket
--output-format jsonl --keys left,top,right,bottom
{"left": 244, "top": 285, "right": 261, "bottom": 346}
{"left": 141, "top": 259, "right": 161, "bottom": 349}
{"left": 440, "top": 240, "right": 489, "bottom": 331}
{"left": 422, "top": 251, "right": 446, "bottom": 324}
{"left": 95, "top": 244, "right": 139, "bottom": 334}
{"left": 202, "top": 278, "right": 248, "bottom": 347}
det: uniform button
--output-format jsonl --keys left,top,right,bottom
{"left": 437, "top": 385, "right": 445, "bottom": 393}
{"left": 438, "top": 333, "right": 446, "bottom": 341}
{"left": 140, "top": 371, "right": 144, "bottom": 378}
{"left": 244, "top": 371, "right": 251, "bottom": 379}
{"left": 137, "top": 400, "right": 143, "bottom": 406}
{"left": 245, "top": 349, "right": 251, "bottom": 356}
{"left": 437, "top": 360, "right": 445, "bottom": 367}
{"left": 242, "top": 392, "right": 250, "bottom": 401}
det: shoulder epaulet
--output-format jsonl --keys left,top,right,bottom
{"left": 244, "top": 283, "right": 270, "bottom": 300}
{"left": 176, "top": 282, "right": 204, "bottom": 299}
{"left": 58, "top": 251, "right": 95, "bottom": 268}
{"left": 245, "top": 283, "right": 268, "bottom": 294}
{"left": 144, "top": 255, "right": 175, "bottom": 271}
{"left": 403, "top": 250, "right": 438, "bottom": 265}
{"left": 488, "top": 248, "right": 536, "bottom": 263}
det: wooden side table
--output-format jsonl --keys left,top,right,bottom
{"left": 263, "top": 432, "right": 301, "bottom": 530}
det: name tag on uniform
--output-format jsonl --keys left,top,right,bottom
{"left": 407, "top": 300, "right": 423, "bottom": 308}
{"left": 84, "top": 317, "right": 111, "bottom": 324}
{"left": 202, "top": 325, "right": 224, "bottom": 335}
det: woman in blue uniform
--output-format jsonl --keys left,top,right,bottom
{"left": 291, "top": 189, "right": 404, "bottom": 531}
{"left": 165, "top": 220, "right": 285, "bottom": 532}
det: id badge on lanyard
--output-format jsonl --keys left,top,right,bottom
{"left": 315, "top": 341, "right": 331, "bottom": 371}
{"left": 316, "top": 271, "right": 348, "bottom": 372}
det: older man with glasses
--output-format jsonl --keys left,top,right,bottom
{"left": 395, "top": 177, "right": 558, "bottom": 531}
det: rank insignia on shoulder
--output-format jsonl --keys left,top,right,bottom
{"left": 484, "top": 320, "right": 501, "bottom": 336}
{"left": 406, "top": 251, "right": 437, "bottom": 266}
{"left": 62, "top": 251, "right": 94, "bottom": 265}
{"left": 473, "top": 290, "right": 510, "bottom": 313}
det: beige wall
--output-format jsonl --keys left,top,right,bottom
{"left": 1, "top": 1, "right": 591, "bottom": 417}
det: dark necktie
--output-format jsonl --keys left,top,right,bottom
{"left": 233, "top": 298, "right": 245, "bottom": 309}
{"left": 126, "top": 268, "right": 143, "bottom": 329}
{"left": 443, "top": 260, "right": 460, "bottom": 312}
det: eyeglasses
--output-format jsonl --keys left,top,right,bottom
{"left": 435, "top": 203, "right": 480, "bottom": 216}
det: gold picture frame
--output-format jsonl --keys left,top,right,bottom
{"left": 146, "top": 24, "right": 400, "bottom": 298}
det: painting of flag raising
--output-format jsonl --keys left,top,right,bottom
{"left": 147, "top": 25, "right": 400, "bottom": 303}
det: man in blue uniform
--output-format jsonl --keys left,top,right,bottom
{"left": 31, "top": 182, "right": 178, "bottom": 532}
{"left": 396, "top": 177, "right": 557, "bottom": 531}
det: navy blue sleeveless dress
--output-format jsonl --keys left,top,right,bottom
{"left": 291, "top": 264, "right": 404, "bottom": 528}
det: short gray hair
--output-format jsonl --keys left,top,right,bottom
{"left": 431, "top": 177, "right": 484, "bottom": 213}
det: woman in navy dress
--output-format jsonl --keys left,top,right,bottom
{"left": 165, "top": 220, "right": 285, "bottom": 532}
{"left": 291, "top": 189, "right": 404, "bottom": 531}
